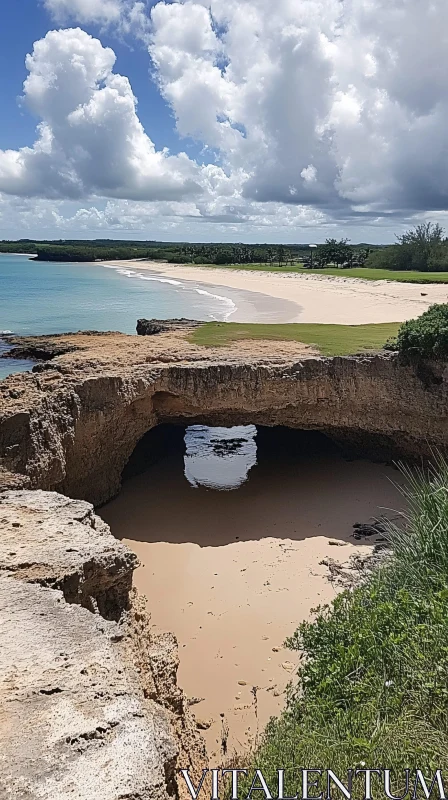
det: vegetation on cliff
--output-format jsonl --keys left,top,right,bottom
{"left": 389, "top": 304, "right": 448, "bottom": 360}
{"left": 189, "top": 322, "right": 400, "bottom": 356}
{"left": 238, "top": 459, "right": 448, "bottom": 792}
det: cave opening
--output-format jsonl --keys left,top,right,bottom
{"left": 100, "top": 422, "right": 406, "bottom": 757}
{"left": 122, "top": 423, "right": 345, "bottom": 493}
{"left": 108, "top": 422, "right": 403, "bottom": 548}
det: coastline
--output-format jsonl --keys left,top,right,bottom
{"left": 102, "top": 261, "right": 302, "bottom": 323}
{"left": 104, "top": 259, "right": 448, "bottom": 324}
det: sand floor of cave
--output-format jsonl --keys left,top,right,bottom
{"left": 100, "top": 439, "right": 405, "bottom": 758}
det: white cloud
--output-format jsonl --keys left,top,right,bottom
{"left": 44, "top": 0, "right": 123, "bottom": 25}
{"left": 6, "top": 0, "right": 448, "bottom": 237}
{"left": 43, "top": 0, "right": 150, "bottom": 38}
{"left": 148, "top": 0, "right": 448, "bottom": 220}
{"left": 0, "top": 28, "right": 202, "bottom": 202}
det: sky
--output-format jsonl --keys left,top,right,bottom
{"left": 1, "top": 0, "right": 448, "bottom": 244}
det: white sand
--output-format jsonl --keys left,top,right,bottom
{"left": 104, "top": 260, "right": 448, "bottom": 324}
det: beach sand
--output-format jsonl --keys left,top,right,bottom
{"left": 104, "top": 260, "right": 448, "bottom": 324}
{"left": 101, "top": 437, "right": 405, "bottom": 758}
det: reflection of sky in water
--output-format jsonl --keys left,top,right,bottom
{"left": 184, "top": 425, "right": 258, "bottom": 490}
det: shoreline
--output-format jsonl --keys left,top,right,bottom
{"left": 102, "top": 261, "right": 302, "bottom": 323}
{"left": 104, "top": 259, "right": 448, "bottom": 324}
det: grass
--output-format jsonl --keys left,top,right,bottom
{"left": 188, "top": 321, "right": 401, "bottom": 356}
{"left": 229, "top": 458, "right": 448, "bottom": 794}
{"left": 195, "top": 262, "right": 448, "bottom": 283}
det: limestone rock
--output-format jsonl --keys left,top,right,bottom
{"left": 137, "top": 318, "right": 201, "bottom": 336}
{"left": 1, "top": 329, "right": 448, "bottom": 506}
{"left": 0, "top": 489, "right": 138, "bottom": 619}
{"left": 0, "top": 490, "right": 207, "bottom": 800}
{"left": 0, "top": 576, "right": 177, "bottom": 800}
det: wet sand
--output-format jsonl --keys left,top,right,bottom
{"left": 101, "top": 429, "right": 406, "bottom": 757}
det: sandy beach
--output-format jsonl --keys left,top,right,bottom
{"left": 104, "top": 259, "right": 448, "bottom": 324}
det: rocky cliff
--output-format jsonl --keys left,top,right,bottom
{"left": 0, "top": 490, "right": 206, "bottom": 799}
{"left": 2, "top": 324, "right": 448, "bottom": 798}
{"left": 1, "top": 326, "right": 448, "bottom": 506}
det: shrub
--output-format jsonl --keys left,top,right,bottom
{"left": 365, "top": 244, "right": 414, "bottom": 271}
{"left": 231, "top": 458, "right": 448, "bottom": 793}
{"left": 392, "top": 303, "right": 448, "bottom": 359}
{"left": 214, "top": 252, "right": 232, "bottom": 265}
{"left": 193, "top": 256, "right": 211, "bottom": 265}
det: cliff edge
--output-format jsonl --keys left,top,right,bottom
{"left": 0, "top": 490, "right": 206, "bottom": 799}
{"left": 1, "top": 327, "right": 448, "bottom": 505}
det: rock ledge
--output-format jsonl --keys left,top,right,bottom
{"left": 0, "top": 490, "right": 206, "bottom": 800}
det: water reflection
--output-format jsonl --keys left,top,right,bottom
{"left": 184, "top": 424, "right": 258, "bottom": 490}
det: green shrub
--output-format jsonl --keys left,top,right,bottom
{"left": 392, "top": 303, "right": 448, "bottom": 359}
{"left": 233, "top": 458, "right": 448, "bottom": 791}
{"left": 366, "top": 244, "right": 413, "bottom": 271}
{"left": 193, "top": 256, "right": 211, "bottom": 265}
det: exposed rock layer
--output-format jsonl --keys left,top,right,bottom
{"left": 1, "top": 327, "right": 448, "bottom": 505}
{"left": 0, "top": 490, "right": 206, "bottom": 799}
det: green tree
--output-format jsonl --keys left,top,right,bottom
{"left": 316, "top": 238, "right": 352, "bottom": 267}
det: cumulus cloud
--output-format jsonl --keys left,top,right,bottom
{"left": 0, "top": 28, "right": 202, "bottom": 202}
{"left": 0, "top": 191, "right": 335, "bottom": 241}
{"left": 43, "top": 0, "right": 151, "bottom": 39}
{"left": 148, "top": 0, "right": 448, "bottom": 220}
{"left": 7, "top": 0, "right": 448, "bottom": 235}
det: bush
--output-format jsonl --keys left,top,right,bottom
{"left": 427, "top": 246, "right": 448, "bottom": 272}
{"left": 392, "top": 303, "right": 448, "bottom": 359}
{"left": 214, "top": 252, "right": 232, "bottom": 265}
{"left": 193, "top": 256, "right": 211, "bottom": 265}
{"left": 167, "top": 255, "right": 193, "bottom": 263}
{"left": 365, "top": 244, "right": 414, "bottom": 271}
{"left": 232, "top": 458, "right": 448, "bottom": 793}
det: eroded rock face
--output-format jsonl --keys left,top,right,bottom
{"left": 0, "top": 490, "right": 137, "bottom": 618}
{"left": 0, "top": 490, "right": 207, "bottom": 800}
{"left": 1, "top": 330, "right": 448, "bottom": 505}
{"left": 137, "top": 318, "right": 202, "bottom": 336}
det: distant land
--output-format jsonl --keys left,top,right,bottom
{"left": 0, "top": 238, "right": 384, "bottom": 267}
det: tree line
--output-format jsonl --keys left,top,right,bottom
{"left": 0, "top": 239, "right": 372, "bottom": 266}
{"left": 365, "top": 222, "right": 448, "bottom": 272}
{"left": 1, "top": 224, "right": 447, "bottom": 272}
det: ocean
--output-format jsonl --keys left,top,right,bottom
{"left": 0, "top": 253, "right": 237, "bottom": 379}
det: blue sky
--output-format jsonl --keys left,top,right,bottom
{"left": 0, "top": 0, "right": 180, "bottom": 154}
{"left": 0, "top": 0, "right": 447, "bottom": 243}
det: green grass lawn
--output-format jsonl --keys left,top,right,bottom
{"left": 196, "top": 262, "right": 448, "bottom": 283}
{"left": 189, "top": 321, "right": 400, "bottom": 356}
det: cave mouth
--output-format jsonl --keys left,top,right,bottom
{"left": 122, "top": 423, "right": 345, "bottom": 494}
{"left": 106, "top": 422, "right": 403, "bottom": 550}
{"left": 100, "top": 423, "right": 406, "bottom": 758}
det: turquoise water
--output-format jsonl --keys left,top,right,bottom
{"left": 0, "top": 254, "right": 235, "bottom": 335}
{"left": 0, "top": 254, "right": 236, "bottom": 379}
